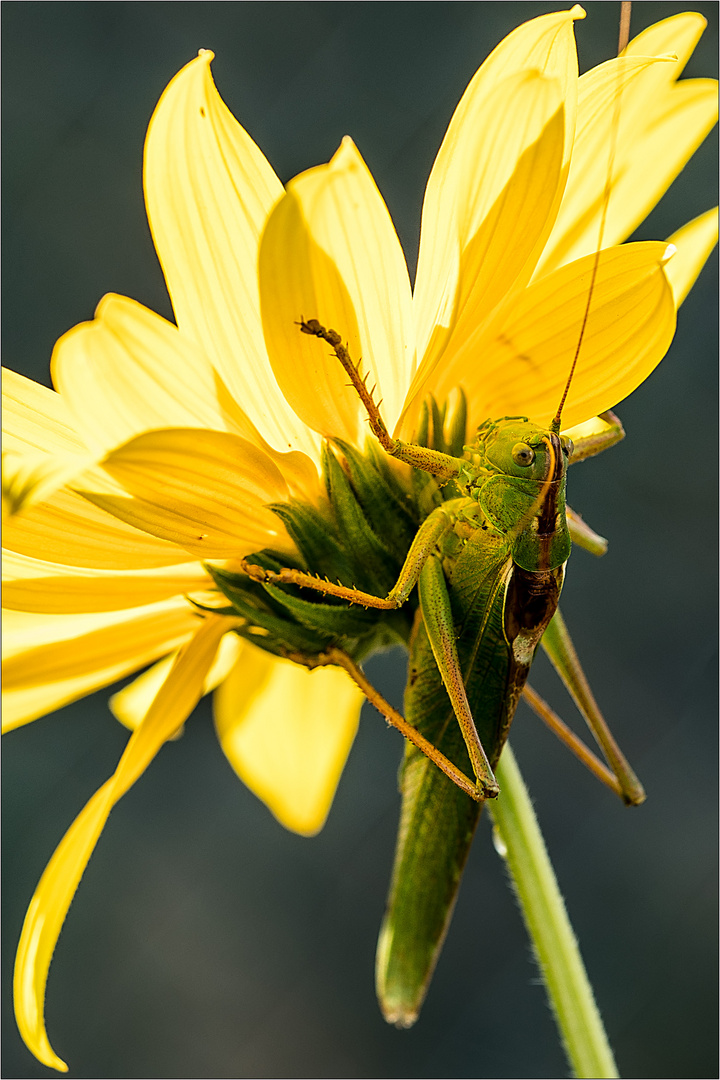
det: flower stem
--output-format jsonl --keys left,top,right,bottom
{"left": 488, "top": 745, "right": 620, "bottom": 1079}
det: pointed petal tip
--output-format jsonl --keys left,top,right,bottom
{"left": 44, "top": 1049, "right": 68, "bottom": 1073}
{"left": 570, "top": 5, "right": 586, "bottom": 22}
{"left": 329, "top": 135, "right": 361, "bottom": 170}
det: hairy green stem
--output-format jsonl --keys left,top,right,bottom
{"left": 489, "top": 745, "right": 619, "bottom": 1079}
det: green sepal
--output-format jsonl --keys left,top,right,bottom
{"left": 261, "top": 580, "right": 376, "bottom": 638}
{"left": 206, "top": 564, "right": 328, "bottom": 655}
{"left": 446, "top": 389, "right": 468, "bottom": 459}
{"left": 406, "top": 399, "right": 446, "bottom": 513}
{"left": 186, "top": 599, "right": 238, "bottom": 618}
{"left": 415, "top": 400, "right": 430, "bottom": 448}
{"left": 231, "top": 625, "right": 314, "bottom": 662}
{"left": 332, "top": 439, "right": 417, "bottom": 556}
{"left": 268, "top": 500, "right": 354, "bottom": 585}
{"left": 429, "top": 397, "right": 447, "bottom": 452}
{"left": 322, "top": 444, "right": 399, "bottom": 595}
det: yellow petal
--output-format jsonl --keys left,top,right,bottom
{"left": 258, "top": 181, "right": 363, "bottom": 442}
{"left": 79, "top": 428, "right": 292, "bottom": 559}
{"left": 413, "top": 7, "right": 583, "bottom": 374}
{"left": 2, "top": 448, "right": 97, "bottom": 519}
{"left": 14, "top": 613, "right": 230, "bottom": 1072}
{"left": 625, "top": 11, "right": 708, "bottom": 73}
{"left": 109, "top": 652, "right": 176, "bottom": 731}
{"left": 144, "top": 52, "right": 318, "bottom": 460}
{"left": 264, "top": 138, "right": 415, "bottom": 433}
{"left": 52, "top": 294, "right": 251, "bottom": 452}
{"left": 665, "top": 207, "right": 719, "bottom": 307}
{"left": 110, "top": 631, "right": 242, "bottom": 731}
{"left": 2, "top": 599, "right": 199, "bottom": 730}
{"left": 52, "top": 293, "right": 322, "bottom": 503}
{"left": 214, "top": 646, "right": 363, "bottom": 836}
{"left": 3, "top": 486, "right": 195, "bottom": 570}
{"left": 540, "top": 15, "right": 718, "bottom": 273}
{"left": 2, "top": 550, "right": 210, "bottom": 613}
{"left": 429, "top": 241, "right": 676, "bottom": 431}
{"left": 403, "top": 72, "right": 567, "bottom": 426}
{"left": 2, "top": 368, "right": 98, "bottom": 516}
{"left": 2, "top": 368, "right": 87, "bottom": 457}
{"left": 3, "top": 368, "right": 197, "bottom": 568}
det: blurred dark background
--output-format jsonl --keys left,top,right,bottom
{"left": 2, "top": 3, "right": 717, "bottom": 1078}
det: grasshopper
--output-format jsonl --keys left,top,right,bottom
{"left": 235, "top": 308, "right": 645, "bottom": 1026}
{"left": 217, "top": 0, "right": 674, "bottom": 1031}
{"left": 232, "top": 4, "right": 660, "bottom": 1024}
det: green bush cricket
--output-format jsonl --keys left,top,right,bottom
{"left": 214, "top": 7, "right": 683, "bottom": 1026}
{"left": 230, "top": 290, "right": 645, "bottom": 1026}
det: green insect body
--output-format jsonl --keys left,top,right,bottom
{"left": 213, "top": 325, "right": 644, "bottom": 1028}
{"left": 377, "top": 421, "right": 572, "bottom": 1023}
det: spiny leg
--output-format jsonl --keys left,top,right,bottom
{"left": 299, "top": 319, "right": 463, "bottom": 481}
{"left": 241, "top": 557, "right": 398, "bottom": 610}
{"left": 541, "top": 608, "right": 645, "bottom": 806}
{"left": 242, "top": 504, "right": 453, "bottom": 611}
{"left": 310, "top": 647, "right": 483, "bottom": 802}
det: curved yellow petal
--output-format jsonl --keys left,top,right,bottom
{"left": 258, "top": 180, "right": 363, "bottom": 443}
{"left": 109, "top": 652, "right": 176, "bottom": 731}
{"left": 2, "top": 448, "right": 97, "bottom": 519}
{"left": 52, "top": 295, "right": 322, "bottom": 504}
{"left": 144, "top": 52, "right": 318, "bottom": 460}
{"left": 79, "top": 428, "right": 292, "bottom": 559}
{"left": 2, "top": 368, "right": 87, "bottom": 456}
{"left": 14, "top": 613, "right": 230, "bottom": 1072}
{"left": 665, "top": 207, "right": 718, "bottom": 307}
{"left": 2, "top": 599, "right": 199, "bottom": 730}
{"left": 430, "top": 241, "right": 676, "bottom": 431}
{"left": 110, "top": 631, "right": 242, "bottom": 731}
{"left": 4, "top": 486, "right": 195, "bottom": 571}
{"left": 413, "top": 7, "right": 583, "bottom": 374}
{"left": 214, "top": 646, "right": 363, "bottom": 836}
{"left": 403, "top": 72, "right": 567, "bottom": 427}
{"left": 540, "top": 16, "right": 718, "bottom": 273}
{"left": 3, "top": 367, "right": 198, "bottom": 568}
{"left": 625, "top": 10, "right": 708, "bottom": 73}
{"left": 2, "top": 369, "right": 98, "bottom": 516}
{"left": 294, "top": 138, "right": 414, "bottom": 431}
{"left": 51, "top": 294, "right": 255, "bottom": 453}
{"left": 2, "top": 550, "right": 210, "bottom": 613}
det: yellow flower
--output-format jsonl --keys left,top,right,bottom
{"left": 2, "top": 7, "right": 717, "bottom": 1072}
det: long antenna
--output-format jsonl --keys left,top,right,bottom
{"left": 551, "top": 1, "right": 632, "bottom": 434}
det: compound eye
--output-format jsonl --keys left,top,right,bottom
{"left": 561, "top": 437, "right": 574, "bottom": 458}
{"left": 511, "top": 443, "right": 535, "bottom": 467}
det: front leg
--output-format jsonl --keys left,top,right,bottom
{"left": 299, "top": 319, "right": 465, "bottom": 481}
